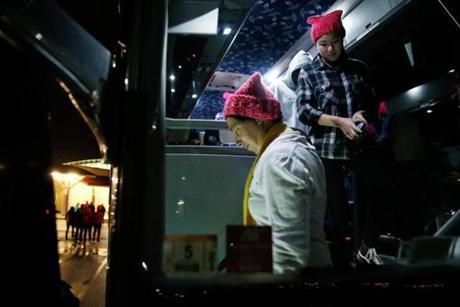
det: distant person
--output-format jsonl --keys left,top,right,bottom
{"left": 81, "top": 203, "right": 94, "bottom": 244}
{"left": 296, "top": 10, "right": 389, "bottom": 266}
{"left": 65, "top": 206, "right": 76, "bottom": 240}
{"left": 269, "top": 49, "right": 313, "bottom": 134}
{"left": 92, "top": 204, "right": 106, "bottom": 242}
{"left": 223, "top": 72, "right": 331, "bottom": 273}
{"left": 73, "top": 203, "right": 83, "bottom": 243}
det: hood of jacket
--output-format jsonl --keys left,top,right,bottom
{"left": 284, "top": 50, "right": 312, "bottom": 89}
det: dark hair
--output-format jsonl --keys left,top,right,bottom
{"left": 231, "top": 115, "right": 254, "bottom": 122}
{"left": 337, "top": 28, "right": 346, "bottom": 40}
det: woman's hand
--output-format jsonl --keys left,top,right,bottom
{"left": 336, "top": 117, "right": 361, "bottom": 140}
{"left": 318, "top": 114, "right": 362, "bottom": 140}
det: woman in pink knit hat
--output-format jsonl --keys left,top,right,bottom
{"left": 296, "top": 10, "right": 388, "bottom": 267}
{"left": 223, "top": 72, "right": 331, "bottom": 273}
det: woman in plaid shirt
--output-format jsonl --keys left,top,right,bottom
{"left": 296, "top": 10, "right": 384, "bottom": 267}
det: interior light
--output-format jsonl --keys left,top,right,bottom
{"left": 264, "top": 69, "right": 280, "bottom": 84}
{"left": 169, "top": 74, "right": 175, "bottom": 81}
{"left": 407, "top": 85, "right": 422, "bottom": 98}
{"left": 404, "top": 41, "right": 415, "bottom": 67}
{"left": 223, "top": 27, "right": 232, "bottom": 35}
{"left": 191, "top": 80, "right": 197, "bottom": 99}
{"left": 171, "top": 88, "right": 176, "bottom": 93}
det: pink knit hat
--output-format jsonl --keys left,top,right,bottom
{"left": 223, "top": 72, "right": 281, "bottom": 121}
{"left": 307, "top": 10, "right": 346, "bottom": 43}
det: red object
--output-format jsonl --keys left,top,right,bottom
{"left": 223, "top": 72, "right": 282, "bottom": 121}
{"left": 378, "top": 101, "right": 388, "bottom": 117}
{"left": 307, "top": 10, "right": 346, "bottom": 43}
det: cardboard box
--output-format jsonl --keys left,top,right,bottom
{"left": 226, "top": 225, "right": 272, "bottom": 273}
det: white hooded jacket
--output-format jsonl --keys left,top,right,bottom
{"left": 269, "top": 50, "right": 313, "bottom": 133}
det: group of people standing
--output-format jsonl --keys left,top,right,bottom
{"left": 65, "top": 202, "right": 106, "bottom": 243}
{"left": 223, "top": 9, "right": 391, "bottom": 273}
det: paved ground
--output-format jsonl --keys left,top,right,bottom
{"left": 56, "top": 218, "right": 108, "bottom": 307}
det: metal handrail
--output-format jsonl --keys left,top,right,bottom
{"left": 165, "top": 118, "right": 229, "bottom": 130}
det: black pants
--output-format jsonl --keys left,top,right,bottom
{"left": 322, "top": 147, "right": 393, "bottom": 265}
{"left": 321, "top": 158, "right": 351, "bottom": 243}
{"left": 352, "top": 146, "right": 394, "bottom": 247}
{"left": 93, "top": 224, "right": 102, "bottom": 241}
{"left": 321, "top": 158, "right": 352, "bottom": 267}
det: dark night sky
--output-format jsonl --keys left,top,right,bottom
{"left": 54, "top": 0, "right": 120, "bottom": 50}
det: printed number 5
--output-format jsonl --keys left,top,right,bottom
{"left": 184, "top": 244, "right": 193, "bottom": 259}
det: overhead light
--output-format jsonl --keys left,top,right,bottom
{"left": 169, "top": 74, "right": 176, "bottom": 81}
{"left": 191, "top": 79, "right": 197, "bottom": 99}
{"left": 171, "top": 88, "right": 176, "bottom": 93}
{"left": 223, "top": 27, "right": 232, "bottom": 35}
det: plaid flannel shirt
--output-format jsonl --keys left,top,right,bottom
{"left": 296, "top": 54, "right": 376, "bottom": 160}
